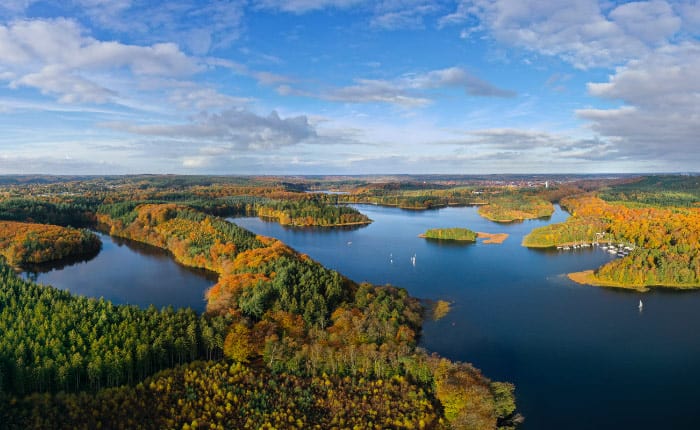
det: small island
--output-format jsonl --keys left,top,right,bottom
{"left": 420, "top": 228, "right": 509, "bottom": 245}
{"left": 420, "top": 227, "right": 477, "bottom": 242}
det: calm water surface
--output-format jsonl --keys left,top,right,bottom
{"left": 232, "top": 204, "right": 700, "bottom": 430}
{"left": 21, "top": 232, "right": 217, "bottom": 313}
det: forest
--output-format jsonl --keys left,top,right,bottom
{"left": 421, "top": 228, "right": 478, "bottom": 242}
{"left": 0, "top": 221, "right": 100, "bottom": 265}
{"left": 336, "top": 182, "right": 556, "bottom": 223}
{"left": 477, "top": 195, "right": 553, "bottom": 223}
{"left": 0, "top": 176, "right": 523, "bottom": 429}
{"left": 0, "top": 264, "right": 231, "bottom": 394}
{"left": 524, "top": 191, "right": 700, "bottom": 289}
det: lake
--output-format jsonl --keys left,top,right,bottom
{"left": 232, "top": 204, "right": 700, "bottom": 430}
{"left": 20, "top": 231, "right": 217, "bottom": 313}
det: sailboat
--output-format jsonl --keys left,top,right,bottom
{"left": 638, "top": 299, "right": 643, "bottom": 311}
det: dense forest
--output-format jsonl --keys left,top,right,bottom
{"left": 336, "top": 182, "right": 556, "bottom": 223}
{"left": 0, "top": 264, "right": 230, "bottom": 394}
{"left": 0, "top": 359, "right": 515, "bottom": 430}
{"left": 0, "top": 221, "right": 100, "bottom": 265}
{"left": 95, "top": 202, "right": 519, "bottom": 429}
{"left": 524, "top": 194, "right": 700, "bottom": 289}
{"left": 0, "top": 179, "right": 520, "bottom": 429}
{"left": 421, "top": 228, "right": 478, "bottom": 242}
{"left": 599, "top": 175, "right": 700, "bottom": 208}
{"left": 477, "top": 195, "right": 553, "bottom": 223}
{"left": 0, "top": 198, "right": 97, "bottom": 227}
{"left": 256, "top": 197, "right": 371, "bottom": 227}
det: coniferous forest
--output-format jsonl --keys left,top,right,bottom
{"left": 1, "top": 174, "right": 696, "bottom": 428}
{"left": 0, "top": 176, "right": 524, "bottom": 430}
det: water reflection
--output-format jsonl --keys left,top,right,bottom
{"left": 20, "top": 231, "right": 217, "bottom": 312}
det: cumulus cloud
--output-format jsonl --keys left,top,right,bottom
{"left": 440, "top": 0, "right": 686, "bottom": 68}
{"left": 609, "top": 0, "right": 681, "bottom": 45}
{"left": 11, "top": 65, "right": 116, "bottom": 104}
{"left": 577, "top": 41, "right": 700, "bottom": 162}
{"left": 0, "top": 19, "right": 199, "bottom": 74}
{"left": 0, "top": 18, "right": 203, "bottom": 104}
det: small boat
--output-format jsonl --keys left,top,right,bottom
{"left": 347, "top": 241, "right": 352, "bottom": 245}
{"left": 639, "top": 300, "right": 643, "bottom": 311}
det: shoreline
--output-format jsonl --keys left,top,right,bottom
{"left": 259, "top": 215, "right": 372, "bottom": 227}
{"left": 567, "top": 270, "right": 700, "bottom": 291}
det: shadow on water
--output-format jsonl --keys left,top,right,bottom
{"left": 257, "top": 216, "right": 372, "bottom": 232}
{"left": 19, "top": 231, "right": 217, "bottom": 312}
{"left": 422, "top": 237, "right": 476, "bottom": 248}
{"left": 20, "top": 245, "right": 102, "bottom": 276}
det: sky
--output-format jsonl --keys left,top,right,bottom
{"left": 0, "top": 0, "right": 698, "bottom": 175}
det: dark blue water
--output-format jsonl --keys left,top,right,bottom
{"left": 20, "top": 232, "right": 217, "bottom": 312}
{"left": 231, "top": 205, "right": 700, "bottom": 430}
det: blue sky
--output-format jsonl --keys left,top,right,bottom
{"left": 0, "top": 0, "right": 698, "bottom": 174}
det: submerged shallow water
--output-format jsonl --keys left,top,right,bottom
{"left": 232, "top": 204, "right": 700, "bottom": 430}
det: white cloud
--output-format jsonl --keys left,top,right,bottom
{"left": 370, "top": 1, "right": 442, "bottom": 29}
{"left": 73, "top": 0, "right": 246, "bottom": 55}
{"left": 0, "top": 18, "right": 202, "bottom": 105}
{"left": 441, "top": 0, "right": 686, "bottom": 68}
{"left": 327, "top": 79, "right": 432, "bottom": 106}
{"left": 253, "top": 0, "right": 364, "bottom": 13}
{"left": 255, "top": 0, "right": 444, "bottom": 29}
{"left": 11, "top": 65, "right": 116, "bottom": 104}
{"left": 280, "top": 66, "right": 514, "bottom": 106}
{"left": 577, "top": 41, "right": 700, "bottom": 162}
{"left": 404, "top": 66, "right": 516, "bottom": 97}
{"left": 168, "top": 87, "right": 251, "bottom": 110}
{"left": 103, "top": 108, "right": 317, "bottom": 150}
{"left": 609, "top": 0, "right": 681, "bottom": 44}
{"left": 677, "top": 0, "right": 700, "bottom": 33}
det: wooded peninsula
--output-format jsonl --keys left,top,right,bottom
{"left": 0, "top": 175, "right": 521, "bottom": 430}
{"left": 1, "top": 173, "right": 697, "bottom": 429}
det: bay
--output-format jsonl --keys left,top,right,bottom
{"left": 231, "top": 204, "right": 700, "bottom": 430}
{"left": 20, "top": 231, "right": 217, "bottom": 313}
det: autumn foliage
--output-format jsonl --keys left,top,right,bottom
{"left": 0, "top": 221, "right": 100, "bottom": 265}
{"left": 525, "top": 195, "right": 700, "bottom": 289}
{"left": 94, "top": 202, "right": 518, "bottom": 428}
{"left": 478, "top": 195, "right": 553, "bottom": 223}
